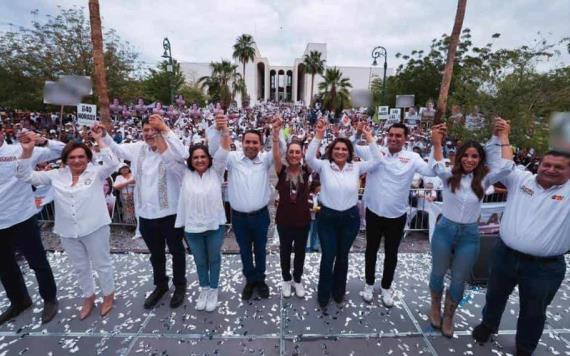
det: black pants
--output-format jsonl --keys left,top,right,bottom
{"left": 139, "top": 215, "right": 186, "bottom": 288}
{"left": 277, "top": 224, "right": 309, "bottom": 283}
{"left": 0, "top": 216, "right": 57, "bottom": 304}
{"left": 364, "top": 209, "right": 407, "bottom": 289}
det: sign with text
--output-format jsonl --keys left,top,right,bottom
{"left": 77, "top": 103, "right": 97, "bottom": 127}
{"left": 389, "top": 108, "right": 401, "bottom": 122}
{"left": 378, "top": 106, "right": 390, "bottom": 121}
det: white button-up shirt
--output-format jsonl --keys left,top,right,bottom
{"left": 499, "top": 169, "right": 570, "bottom": 257}
{"left": 432, "top": 159, "right": 515, "bottom": 223}
{"left": 103, "top": 131, "right": 187, "bottom": 219}
{"left": 16, "top": 148, "right": 117, "bottom": 238}
{"left": 306, "top": 138, "right": 382, "bottom": 211}
{"left": 0, "top": 140, "right": 64, "bottom": 229}
{"left": 174, "top": 148, "right": 229, "bottom": 233}
{"left": 226, "top": 150, "right": 274, "bottom": 213}
{"left": 355, "top": 144, "right": 435, "bottom": 218}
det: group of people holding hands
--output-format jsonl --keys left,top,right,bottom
{"left": 1, "top": 112, "right": 568, "bottom": 356}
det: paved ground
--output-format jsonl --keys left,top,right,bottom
{"left": 1, "top": 253, "right": 569, "bottom": 356}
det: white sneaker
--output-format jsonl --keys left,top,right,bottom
{"left": 205, "top": 288, "right": 218, "bottom": 312}
{"left": 361, "top": 283, "right": 374, "bottom": 303}
{"left": 293, "top": 282, "right": 305, "bottom": 298}
{"left": 381, "top": 288, "right": 394, "bottom": 308}
{"left": 281, "top": 281, "right": 292, "bottom": 298}
{"left": 195, "top": 287, "right": 209, "bottom": 311}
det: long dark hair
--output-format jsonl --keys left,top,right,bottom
{"left": 325, "top": 138, "right": 354, "bottom": 164}
{"left": 448, "top": 140, "right": 489, "bottom": 200}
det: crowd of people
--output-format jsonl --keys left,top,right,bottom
{"left": 1, "top": 100, "right": 569, "bottom": 356}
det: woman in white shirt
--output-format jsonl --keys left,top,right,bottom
{"left": 16, "top": 127, "right": 118, "bottom": 320}
{"left": 113, "top": 164, "right": 136, "bottom": 224}
{"left": 428, "top": 120, "right": 513, "bottom": 337}
{"left": 174, "top": 119, "right": 231, "bottom": 312}
{"left": 305, "top": 119, "right": 381, "bottom": 308}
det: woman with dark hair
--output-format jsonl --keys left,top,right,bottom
{"left": 174, "top": 116, "right": 231, "bottom": 312}
{"left": 306, "top": 118, "right": 382, "bottom": 308}
{"left": 271, "top": 119, "right": 311, "bottom": 298}
{"left": 428, "top": 120, "right": 514, "bottom": 337}
{"left": 113, "top": 164, "right": 136, "bottom": 225}
{"left": 16, "top": 127, "right": 118, "bottom": 320}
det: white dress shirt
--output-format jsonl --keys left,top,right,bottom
{"left": 174, "top": 148, "right": 229, "bottom": 233}
{"left": 0, "top": 140, "right": 65, "bottom": 229}
{"left": 354, "top": 144, "right": 436, "bottom": 218}
{"left": 432, "top": 158, "right": 515, "bottom": 223}
{"left": 226, "top": 150, "right": 274, "bottom": 213}
{"left": 499, "top": 169, "right": 570, "bottom": 257}
{"left": 305, "top": 138, "right": 382, "bottom": 211}
{"left": 16, "top": 148, "right": 117, "bottom": 238}
{"left": 103, "top": 131, "right": 187, "bottom": 219}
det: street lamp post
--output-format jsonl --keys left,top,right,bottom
{"left": 162, "top": 37, "right": 174, "bottom": 105}
{"left": 371, "top": 46, "right": 388, "bottom": 105}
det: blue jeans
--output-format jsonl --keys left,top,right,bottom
{"left": 307, "top": 220, "right": 320, "bottom": 252}
{"left": 185, "top": 226, "right": 225, "bottom": 289}
{"left": 481, "top": 239, "right": 566, "bottom": 354}
{"left": 232, "top": 208, "right": 270, "bottom": 283}
{"left": 429, "top": 216, "right": 480, "bottom": 302}
{"left": 316, "top": 206, "right": 360, "bottom": 304}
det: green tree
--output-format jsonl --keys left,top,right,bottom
{"left": 178, "top": 84, "right": 207, "bottom": 107}
{"left": 0, "top": 7, "right": 141, "bottom": 110}
{"left": 370, "top": 77, "right": 383, "bottom": 110}
{"left": 198, "top": 60, "right": 239, "bottom": 110}
{"left": 318, "top": 67, "right": 352, "bottom": 114}
{"left": 232, "top": 34, "right": 256, "bottom": 101}
{"left": 303, "top": 50, "right": 326, "bottom": 105}
{"left": 143, "top": 60, "right": 186, "bottom": 105}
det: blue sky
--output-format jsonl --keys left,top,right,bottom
{"left": 1, "top": 0, "right": 568, "bottom": 72}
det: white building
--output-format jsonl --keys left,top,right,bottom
{"left": 180, "top": 43, "right": 395, "bottom": 107}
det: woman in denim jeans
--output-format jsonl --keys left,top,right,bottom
{"left": 174, "top": 115, "right": 231, "bottom": 312}
{"left": 305, "top": 119, "right": 381, "bottom": 308}
{"left": 429, "top": 120, "right": 514, "bottom": 337}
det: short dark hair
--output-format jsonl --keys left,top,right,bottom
{"left": 186, "top": 144, "right": 213, "bottom": 171}
{"left": 326, "top": 137, "right": 354, "bottom": 164}
{"left": 388, "top": 123, "right": 409, "bottom": 136}
{"left": 542, "top": 150, "right": 570, "bottom": 164}
{"left": 61, "top": 142, "right": 93, "bottom": 164}
{"left": 242, "top": 129, "right": 264, "bottom": 144}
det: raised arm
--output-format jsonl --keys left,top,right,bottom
{"left": 91, "top": 124, "right": 120, "bottom": 179}
{"left": 212, "top": 115, "right": 231, "bottom": 177}
{"left": 16, "top": 132, "right": 53, "bottom": 186}
{"left": 357, "top": 124, "right": 384, "bottom": 174}
{"left": 429, "top": 123, "right": 452, "bottom": 180}
{"left": 485, "top": 118, "right": 515, "bottom": 185}
{"left": 305, "top": 118, "right": 327, "bottom": 173}
{"left": 271, "top": 116, "right": 284, "bottom": 174}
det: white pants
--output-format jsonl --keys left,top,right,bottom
{"left": 60, "top": 225, "right": 115, "bottom": 298}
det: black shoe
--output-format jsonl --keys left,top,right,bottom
{"left": 256, "top": 281, "right": 270, "bottom": 299}
{"left": 515, "top": 346, "right": 533, "bottom": 356}
{"left": 333, "top": 292, "right": 345, "bottom": 304}
{"left": 41, "top": 299, "right": 58, "bottom": 324}
{"left": 318, "top": 299, "right": 329, "bottom": 309}
{"left": 472, "top": 323, "right": 494, "bottom": 343}
{"left": 0, "top": 298, "right": 33, "bottom": 325}
{"left": 144, "top": 285, "right": 169, "bottom": 309}
{"left": 241, "top": 282, "right": 256, "bottom": 300}
{"left": 170, "top": 285, "right": 186, "bottom": 308}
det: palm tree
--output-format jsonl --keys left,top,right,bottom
{"left": 303, "top": 50, "right": 326, "bottom": 105}
{"left": 232, "top": 34, "right": 256, "bottom": 100}
{"left": 88, "top": 0, "right": 111, "bottom": 130}
{"left": 434, "top": 0, "right": 468, "bottom": 124}
{"left": 198, "top": 60, "right": 239, "bottom": 109}
{"left": 318, "top": 67, "right": 352, "bottom": 114}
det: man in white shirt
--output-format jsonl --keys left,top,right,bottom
{"left": 354, "top": 123, "right": 436, "bottom": 307}
{"left": 100, "top": 115, "right": 189, "bottom": 309}
{"left": 472, "top": 150, "right": 570, "bottom": 356}
{"left": 208, "top": 125, "right": 276, "bottom": 300}
{"left": 0, "top": 128, "right": 63, "bottom": 325}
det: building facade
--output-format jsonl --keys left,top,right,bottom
{"left": 180, "top": 43, "right": 394, "bottom": 107}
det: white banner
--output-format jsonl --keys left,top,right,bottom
{"left": 77, "top": 103, "right": 97, "bottom": 127}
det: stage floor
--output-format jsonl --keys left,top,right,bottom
{"left": 1, "top": 253, "right": 569, "bottom": 355}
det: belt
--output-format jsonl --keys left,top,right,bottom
{"left": 504, "top": 243, "right": 562, "bottom": 263}
{"left": 232, "top": 206, "right": 267, "bottom": 217}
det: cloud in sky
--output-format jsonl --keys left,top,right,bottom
{"left": 1, "top": 0, "right": 568, "bottom": 71}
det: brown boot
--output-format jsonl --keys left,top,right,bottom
{"left": 429, "top": 291, "right": 442, "bottom": 329}
{"left": 80, "top": 295, "right": 96, "bottom": 320}
{"left": 100, "top": 293, "right": 114, "bottom": 317}
{"left": 442, "top": 291, "right": 459, "bottom": 338}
